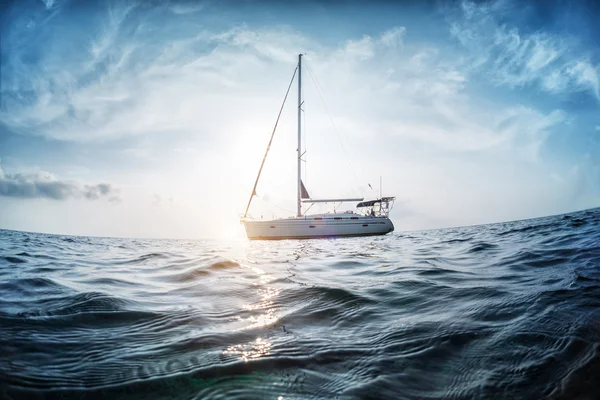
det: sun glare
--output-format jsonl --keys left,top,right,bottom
{"left": 220, "top": 220, "right": 247, "bottom": 240}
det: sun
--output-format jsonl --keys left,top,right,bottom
{"left": 220, "top": 220, "right": 247, "bottom": 240}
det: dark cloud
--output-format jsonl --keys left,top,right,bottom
{"left": 0, "top": 167, "right": 119, "bottom": 201}
{"left": 84, "top": 183, "right": 113, "bottom": 200}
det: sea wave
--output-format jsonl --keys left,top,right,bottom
{"left": 1, "top": 208, "right": 599, "bottom": 399}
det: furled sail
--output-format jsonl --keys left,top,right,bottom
{"left": 301, "top": 180, "right": 310, "bottom": 199}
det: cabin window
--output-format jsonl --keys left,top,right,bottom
{"left": 309, "top": 225, "right": 316, "bottom": 228}
{"left": 362, "top": 224, "right": 368, "bottom": 227}
{"left": 351, "top": 217, "right": 359, "bottom": 220}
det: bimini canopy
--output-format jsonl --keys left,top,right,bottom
{"left": 356, "top": 197, "right": 396, "bottom": 208}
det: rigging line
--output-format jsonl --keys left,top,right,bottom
{"left": 306, "top": 61, "right": 360, "bottom": 189}
{"left": 256, "top": 194, "right": 296, "bottom": 215}
{"left": 304, "top": 202, "right": 314, "bottom": 214}
{"left": 304, "top": 60, "right": 362, "bottom": 196}
{"left": 243, "top": 65, "right": 299, "bottom": 219}
{"left": 368, "top": 183, "right": 378, "bottom": 197}
{"left": 305, "top": 60, "right": 356, "bottom": 156}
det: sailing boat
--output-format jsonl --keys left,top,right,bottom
{"left": 241, "top": 54, "right": 395, "bottom": 240}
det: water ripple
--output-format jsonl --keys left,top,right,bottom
{"left": 1, "top": 208, "right": 600, "bottom": 399}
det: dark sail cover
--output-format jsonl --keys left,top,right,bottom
{"left": 357, "top": 197, "right": 395, "bottom": 207}
{"left": 301, "top": 180, "right": 310, "bottom": 199}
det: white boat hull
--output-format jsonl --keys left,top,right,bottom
{"left": 243, "top": 213, "right": 394, "bottom": 240}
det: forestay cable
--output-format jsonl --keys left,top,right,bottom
{"left": 243, "top": 65, "right": 298, "bottom": 219}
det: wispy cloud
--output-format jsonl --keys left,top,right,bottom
{"left": 450, "top": 0, "right": 600, "bottom": 100}
{"left": 169, "top": 2, "right": 207, "bottom": 15}
{"left": 42, "top": 0, "right": 55, "bottom": 10}
{"left": 0, "top": 165, "right": 119, "bottom": 201}
{"left": 0, "top": 1, "right": 565, "bottom": 164}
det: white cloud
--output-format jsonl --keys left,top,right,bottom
{"left": 342, "top": 35, "right": 376, "bottom": 60}
{"left": 547, "top": 154, "right": 600, "bottom": 211}
{"left": 169, "top": 2, "right": 207, "bottom": 15}
{"left": 42, "top": 0, "right": 55, "bottom": 10}
{"left": 0, "top": 6, "right": 562, "bottom": 163}
{"left": 380, "top": 27, "right": 405, "bottom": 50}
{"left": 451, "top": 0, "right": 600, "bottom": 100}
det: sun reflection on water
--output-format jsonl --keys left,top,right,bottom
{"left": 223, "top": 338, "right": 272, "bottom": 362}
{"left": 233, "top": 261, "right": 281, "bottom": 330}
{"left": 239, "top": 285, "right": 281, "bottom": 329}
{"left": 223, "top": 257, "right": 282, "bottom": 362}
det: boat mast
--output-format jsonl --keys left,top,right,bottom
{"left": 297, "top": 53, "right": 303, "bottom": 217}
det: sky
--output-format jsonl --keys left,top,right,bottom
{"left": 0, "top": 0, "right": 599, "bottom": 239}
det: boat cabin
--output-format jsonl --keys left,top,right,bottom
{"left": 356, "top": 197, "right": 395, "bottom": 217}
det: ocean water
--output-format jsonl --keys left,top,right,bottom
{"left": 1, "top": 208, "right": 600, "bottom": 400}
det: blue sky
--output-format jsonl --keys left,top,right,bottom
{"left": 1, "top": 0, "right": 599, "bottom": 239}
